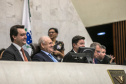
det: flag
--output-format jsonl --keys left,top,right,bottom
{"left": 22, "top": 0, "right": 32, "bottom": 56}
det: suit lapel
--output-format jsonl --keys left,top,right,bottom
{"left": 40, "top": 51, "right": 54, "bottom": 62}
{"left": 71, "top": 49, "right": 74, "bottom": 52}
{"left": 11, "top": 44, "right": 23, "bottom": 61}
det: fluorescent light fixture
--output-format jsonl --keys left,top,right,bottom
{"left": 97, "top": 32, "right": 106, "bottom": 35}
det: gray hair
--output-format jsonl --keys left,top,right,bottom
{"left": 90, "top": 42, "right": 101, "bottom": 49}
{"left": 38, "top": 36, "right": 50, "bottom": 48}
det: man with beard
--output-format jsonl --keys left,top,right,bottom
{"left": 1, "top": 25, "right": 31, "bottom": 61}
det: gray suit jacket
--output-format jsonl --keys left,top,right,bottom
{"left": 1, "top": 44, "right": 31, "bottom": 61}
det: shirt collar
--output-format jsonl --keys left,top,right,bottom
{"left": 12, "top": 43, "right": 21, "bottom": 51}
{"left": 73, "top": 49, "right": 77, "bottom": 53}
{"left": 41, "top": 50, "right": 50, "bottom": 55}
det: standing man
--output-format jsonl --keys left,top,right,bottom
{"left": 63, "top": 35, "right": 85, "bottom": 62}
{"left": 1, "top": 25, "right": 31, "bottom": 61}
{"left": 32, "top": 36, "right": 58, "bottom": 62}
{"left": 48, "top": 28, "right": 64, "bottom": 62}
{"left": 90, "top": 42, "right": 101, "bottom": 64}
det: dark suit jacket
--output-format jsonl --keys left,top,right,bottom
{"left": 32, "top": 51, "right": 57, "bottom": 62}
{"left": 63, "top": 49, "right": 74, "bottom": 62}
{"left": 95, "top": 55, "right": 111, "bottom": 64}
{"left": 102, "top": 55, "right": 111, "bottom": 64}
{"left": 63, "top": 49, "right": 88, "bottom": 63}
{"left": 1, "top": 44, "right": 31, "bottom": 61}
{"left": 123, "top": 59, "right": 126, "bottom": 65}
{"left": 94, "top": 58, "right": 102, "bottom": 64}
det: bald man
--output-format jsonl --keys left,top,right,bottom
{"left": 32, "top": 36, "right": 58, "bottom": 62}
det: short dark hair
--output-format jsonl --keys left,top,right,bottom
{"left": 48, "top": 28, "right": 58, "bottom": 34}
{"left": 101, "top": 45, "right": 106, "bottom": 50}
{"left": 72, "top": 35, "right": 85, "bottom": 47}
{"left": 10, "top": 25, "right": 24, "bottom": 42}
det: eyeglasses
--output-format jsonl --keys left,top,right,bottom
{"left": 48, "top": 32, "right": 55, "bottom": 34}
{"left": 96, "top": 50, "right": 101, "bottom": 53}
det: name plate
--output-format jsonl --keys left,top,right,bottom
{"left": 107, "top": 69, "right": 126, "bottom": 84}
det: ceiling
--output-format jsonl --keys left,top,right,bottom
{"left": 71, "top": 0, "right": 126, "bottom": 27}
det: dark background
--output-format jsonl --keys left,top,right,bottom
{"left": 86, "top": 23, "right": 113, "bottom": 55}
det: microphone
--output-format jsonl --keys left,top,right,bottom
{"left": 106, "top": 54, "right": 112, "bottom": 58}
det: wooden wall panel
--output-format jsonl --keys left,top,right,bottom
{"left": 113, "top": 21, "right": 126, "bottom": 65}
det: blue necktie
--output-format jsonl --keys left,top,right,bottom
{"left": 48, "top": 54, "right": 58, "bottom": 62}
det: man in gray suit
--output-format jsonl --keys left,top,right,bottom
{"left": 1, "top": 25, "right": 31, "bottom": 61}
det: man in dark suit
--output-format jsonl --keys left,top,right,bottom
{"left": 32, "top": 36, "right": 58, "bottom": 62}
{"left": 99, "top": 45, "right": 110, "bottom": 64}
{"left": 94, "top": 45, "right": 115, "bottom": 64}
{"left": 1, "top": 25, "right": 31, "bottom": 61}
{"left": 90, "top": 42, "right": 102, "bottom": 64}
{"left": 63, "top": 35, "right": 85, "bottom": 62}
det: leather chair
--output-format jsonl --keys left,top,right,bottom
{"left": 30, "top": 43, "right": 40, "bottom": 59}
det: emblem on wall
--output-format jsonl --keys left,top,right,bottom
{"left": 107, "top": 69, "right": 126, "bottom": 84}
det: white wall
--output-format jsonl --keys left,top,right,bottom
{"left": 0, "top": 61, "right": 126, "bottom": 84}
{"left": 72, "top": 0, "right": 126, "bottom": 27}
{"left": 0, "top": 0, "right": 92, "bottom": 54}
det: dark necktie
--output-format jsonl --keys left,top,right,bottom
{"left": 21, "top": 48, "right": 28, "bottom": 61}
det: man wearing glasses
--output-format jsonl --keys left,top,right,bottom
{"left": 90, "top": 42, "right": 101, "bottom": 64}
{"left": 48, "top": 28, "right": 65, "bottom": 62}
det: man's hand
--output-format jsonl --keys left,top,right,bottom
{"left": 53, "top": 50, "right": 64, "bottom": 58}
{"left": 109, "top": 55, "right": 115, "bottom": 63}
{"left": 53, "top": 50, "right": 60, "bottom": 55}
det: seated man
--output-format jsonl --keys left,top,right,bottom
{"left": 99, "top": 45, "right": 115, "bottom": 64}
{"left": 90, "top": 42, "right": 101, "bottom": 64}
{"left": 32, "top": 36, "right": 58, "bottom": 62}
{"left": 63, "top": 35, "right": 85, "bottom": 62}
{"left": 1, "top": 25, "right": 31, "bottom": 61}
